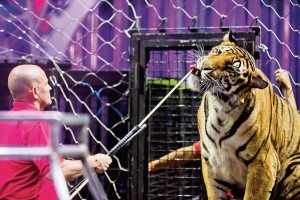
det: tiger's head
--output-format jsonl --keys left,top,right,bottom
{"left": 188, "top": 31, "right": 268, "bottom": 100}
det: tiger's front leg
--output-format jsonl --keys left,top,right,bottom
{"left": 202, "top": 157, "right": 218, "bottom": 200}
{"left": 243, "top": 146, "right": 279, "bottom": 200}
{"left": 202, "top": 156, "right": 230, "bottom": 200}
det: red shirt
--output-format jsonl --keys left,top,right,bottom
{"left": 0, "top": 102, "right": 61, "bottom": 200}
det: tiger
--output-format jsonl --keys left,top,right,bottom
{"left": 187, "top": 31, "right": 300, "bottom": 200}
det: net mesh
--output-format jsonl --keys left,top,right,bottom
{"left": 147, "top": 50, "right": 203, "bottom": 199}
{"left": 0, "top": 0, "right": 299, "bottom": 199}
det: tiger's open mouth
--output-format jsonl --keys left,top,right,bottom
{"left": 190, "top": 65, "right": 201, "bottom": 78}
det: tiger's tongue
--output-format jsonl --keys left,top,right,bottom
{"left": 190, "top": 65, "right": 201, "bottom": 77}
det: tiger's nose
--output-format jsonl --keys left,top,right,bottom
{"left": 190, "top": 64, "right": 197, "bottom": 70}
{"left": 190, "top": 64, "right": 201, "bottom": 77}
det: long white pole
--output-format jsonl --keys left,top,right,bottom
{"left": 70, "top": 70, "right": 193, "bottom": 199}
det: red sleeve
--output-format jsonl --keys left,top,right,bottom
{"left": 192, "top": 141, "right": 201, "bottom": 152}
{"left": 24, "top": 121, "right": 64, "bottom": 176}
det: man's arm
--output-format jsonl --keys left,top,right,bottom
{"left": 46, "top": 153, "right": 112, "bottom": 181}
{"left": 274, "top": 69, "right": 297, "bottom": 110}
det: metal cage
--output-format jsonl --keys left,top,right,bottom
{"left": 129, "top": 29, "right": 260, "bottom": 200}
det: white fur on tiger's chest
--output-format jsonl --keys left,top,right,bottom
{"left": 208, "top": 142, "right": 247, "bottom": 188}
{"left": 202, "top": 96, "right": 248, "bottom": 187}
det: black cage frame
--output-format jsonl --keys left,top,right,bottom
{"left": 129, "top": 28, "right": 261, "bottom": 200}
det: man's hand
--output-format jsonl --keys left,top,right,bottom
{"left": 274, "top": 69, "right": 292, "bottom": 92}
{"left": 274, "top": 68, "right": 297, "bottom": 110}
{"left": 87, "top": 154, "right": 112, "bottom": 173}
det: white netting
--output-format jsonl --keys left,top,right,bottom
{"left": 0, "top": 0, "right": 299, "bottom": 199}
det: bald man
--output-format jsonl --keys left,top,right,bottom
{"left": 8, "top": 64, "right": 53, "bottom": 111}
{"left": 0, "top": 64, "right": 112, "bottom": 200}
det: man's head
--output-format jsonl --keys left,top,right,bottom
{"left": 8, "top": 64, "right": 52, "bottom": 111}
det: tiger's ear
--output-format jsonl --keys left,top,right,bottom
{"left": 223, "top": 31, "right": 237, "bottom": 44}
{"left": 222, "top": 31, "right": 237, "bottom": 46}
{"left": 250, "top": 74, "right": 268, "bottom": 89}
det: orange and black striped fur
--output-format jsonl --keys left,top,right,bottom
{"left": 187, "top": 32, "right": 300, "bottom": 200}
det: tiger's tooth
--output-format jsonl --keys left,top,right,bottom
{"left": 195, "top": 70, "right": 199, "bottom": 76}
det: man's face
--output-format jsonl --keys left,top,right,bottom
{"left": 36, "top": 71, "right": 52, "bottom": 110}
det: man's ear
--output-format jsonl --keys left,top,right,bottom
{"left": 32, "top": 86, "right": 39, "bottom": 99}
{"left": 250, "top": 74, "right": 268, "bottom": 89}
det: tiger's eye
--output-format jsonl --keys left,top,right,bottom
{"left": 210, "top": 48, "right": 221, "bottom": 56}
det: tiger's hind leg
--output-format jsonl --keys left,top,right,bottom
{"left": 271, "top": 153, "right": 300, "bottom": 200}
